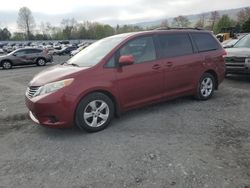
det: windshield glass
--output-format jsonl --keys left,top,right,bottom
{"left": 67, "top": 35, "right": 128, "bottom": 67}
{"left": 234, "top": 35, "right": 250, "bottom": 48}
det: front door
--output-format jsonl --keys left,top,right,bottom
{"left": 115, "top": 36, "right": 164, "bottom": 110}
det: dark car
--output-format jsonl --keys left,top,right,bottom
{"left": 0, "top": 48, "right": 53, "bottom": 70}
{"left": 54, "top": 46, "right": 77, "bottom": 55}
{"left": 224, "top": 34, "right": 250, "bottom": 75}
{"left": 25, "top": 29, "right": 226, "bottom": 132}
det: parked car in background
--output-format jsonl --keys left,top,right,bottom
{"left": 0, "top": 48, "right": 53, "bottom": 70}
{"left": 25, "top": 29, "right": 226, "bottom": 132}
{"left": 0, "top": 48, "right": 4, "bottom": 54}
{"left": 222, "top": 39, "right": 239, "bottom": 48}
{"left": 70, "top": 45, "right": 90, "bottom": 56}
{"left": 54, "top": 46, "right": 77, "bottom": 55}
{"left": 224, "top": 34, "right": 250, "bottom": 75}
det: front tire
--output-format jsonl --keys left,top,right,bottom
{"left": 75, "top": 92, "right": 114, "bottom": 132}
{"left": 2, "top": 61, "right": 12, "bottom": 70}
{"left": 195, "top": 73, "right": 215, "bottom": 100}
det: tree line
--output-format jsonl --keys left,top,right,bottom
{"left": 1, "top": 7, "right": 250, "bottom": 41}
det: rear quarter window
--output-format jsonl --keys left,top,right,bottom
{"left": 191, "top": 33, "right": 219, "bottom": 52}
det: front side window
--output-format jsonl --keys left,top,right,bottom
{"left": 191, "top": 33, "right": 219, "bottom": 52}
{"left": 14, "top": 50, "right": 26, "bottom": 56}
{"left": 158, "top": 33, "right": 193, "bottom": 58}
{"left": 119, "top": 36, "right": 156, "bottom": 64}
{"left": 67, "top": 35, "right": 130, "bottom": 67}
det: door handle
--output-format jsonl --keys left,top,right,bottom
{"left": 152, "top": 64, "right": 161, "bottom": 70}
{"left": 165, "top": 62, "right": 173, "bottom": 67}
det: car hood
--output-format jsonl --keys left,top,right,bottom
{"left": 29, "top": 64, "right": 89, "bottom": 86}
{"left": 225, "top": 47, "right": 250, "bottom": 57}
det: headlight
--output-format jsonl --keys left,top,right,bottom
{"left": 34, "top": 78, "right": 74, "bottom": 97}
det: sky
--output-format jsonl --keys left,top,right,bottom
{"left": 0, "top": 0, "right": 250, "bottom": 31}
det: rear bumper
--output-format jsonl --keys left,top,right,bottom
{"left": 25, "top": 91, "right": 76, "bottom": 128}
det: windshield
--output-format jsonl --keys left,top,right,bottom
{"left": 234, "top": 35, "right": 250, "bottom": 48}
{"left": 67, "top": 35, "right": 127, "bottom": 67}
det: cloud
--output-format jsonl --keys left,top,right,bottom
{"left": 0, "top": 0, "right": 249, "bottom": 31}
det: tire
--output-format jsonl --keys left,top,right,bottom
{"left": 195, "top": 73, "right": 215, "bottom": 100}
{"left": 75, "top": 92, "right": 114, "bottom": 132}
{"left": 36, "top": 58, "right": 46, "bottom": 66}
{"left": 1, "top": 60, "right": 12, "bottom": 70}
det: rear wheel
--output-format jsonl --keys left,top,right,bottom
{"left": 195, "top": 73, "right": 215, "bottom": 100}
{"left": 2, "top": 61, "right": 12, "bottom": 70}
{"left": 36, "top": 58, "right": 46, "bottom": 66}
{"left": 75, "top": 92, "right": 114, "bottom": 132}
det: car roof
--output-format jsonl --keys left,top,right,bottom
{"left": 111, "top": 28, "right": 212, "bottom": 40}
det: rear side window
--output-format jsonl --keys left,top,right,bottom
{"left": 157, "top": 33, "right": 193, "bottom": 58}
{"left": 191, "top": 33, "right": 219, "bottom": 52}
{"left": 25, "top": 49, "right": 42, "bottom": 54}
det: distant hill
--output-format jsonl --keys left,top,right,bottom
{"left": 135, "top": 6, "right": 250, "bottom": 28}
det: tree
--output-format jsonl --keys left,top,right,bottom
{"left": 242, "top": 18, "right": 250, "bottom": 32}
{"left": 0, "top": 28, "right": 11, "bottom": 40}
{"left": 17, "top": 7, "right": 35, "bottom": 40}
{"left": 195, "top": 14, "right": 206, "bottom": 28}
{"left": 209, "top": 11, "right": 220, "bottom": 31}
{"left": 171, "top": 16, "right": 190, "bottom": 27}
{"left": 61, "top": 18, "right": 77, "bottom": 39}
{"left": 214, "top": 14, "right": 235, "bottom": 34}
{"left": 237, "top": 8, "right": 250, "bottom": 25}
{"left": 161, "top": 19, "right": 169, "bottom": 27}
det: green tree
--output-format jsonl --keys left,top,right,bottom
{"left": 17, "top": 7, "right": 35, "bottom": 40}
{"left": 242, "top": 18, "right": 250, "bottom": 32}
{"left": 214, "top": 14, "right": 235, "bottom": 34}
{"left": 0, "top": 28, "right": 11, "bottom": 40}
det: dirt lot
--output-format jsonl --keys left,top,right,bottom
{"left": 0, "top": 56, "right": 250, "bottom": 188}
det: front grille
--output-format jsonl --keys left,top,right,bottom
{"left": 26, "top": 86, "right": 40, "bottom": 98}
{"left": 224, "top": 56, "right": 246, "bottom": 63}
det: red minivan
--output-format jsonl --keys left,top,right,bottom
{"left": 25, "top": 29, "right": 226, "bottom": 132}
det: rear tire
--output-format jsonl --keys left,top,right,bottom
{"left": 195, "top": 73, "right": 215, "bottom": 100}
{"left": 36, "top": 58, "right": 46, "bottom": 66}
{"left": 1, "top": 60, "right": 12, "bottom": 70}
{"left": 75, "top": 92, "right": 114, "bottom": 132}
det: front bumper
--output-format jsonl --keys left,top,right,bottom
{"left": 25, "top": 91, "right": 76, "bottom": 128}
{"left": 225, "top": 57, "right": 250, "bottom": 74}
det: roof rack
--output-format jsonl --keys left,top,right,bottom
{"left": 154, "top": 27, "right": 204, "bottom": 31}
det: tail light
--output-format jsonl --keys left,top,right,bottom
{"left": 43, "top": 48, "right": 49, "bottom": 54}
{"left": 222, "top": 50, "right": 227, "bottom": 58}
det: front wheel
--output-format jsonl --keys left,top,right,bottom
{"left": 2, "top": 61, "right": 12, "bottom": 70}
{"left": 75, "top": 92, "right": 114, "bottom": 132}
{"left": 195, "top": 73, "right": 215, "bottom": 100}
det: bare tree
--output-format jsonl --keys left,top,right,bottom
{"left": 171, "top": 16, "right": 190, "bottom": 27}
{"left": 17, "top": 7, "right": 35, "bottom": 40}
{"left": 237, "top": 7, "right": 250, "bottom": 25}
{"left": 209, "top": 11, "right": 220, "bottom": 31}
{"left": 195, "top": 14, "right": 206, "bottom": 28}
{"left": 161, "top": 19, "right": 169, "bottom": 28}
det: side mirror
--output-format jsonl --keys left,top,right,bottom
{"left": 119, "top": 55, "right": 134, "bottom": 66}
{"left": 13, "top": 53, "right": 16, "bottom": 56}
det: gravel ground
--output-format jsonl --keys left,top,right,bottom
{"left": 0, "top": 56, "right": 250, "bottom": 188}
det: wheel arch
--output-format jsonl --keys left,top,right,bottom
{"left": 75, "top": 89, "right": 121, "bottom": 118}
{"left": 0, "top": 59, "right": 13, "bottom": 66}
{"left": 204, "top": 69, "right": 218, "bottom": 90}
